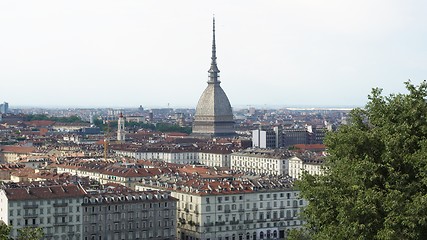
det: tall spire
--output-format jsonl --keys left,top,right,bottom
{"left": 208, "top": 16, "right": 220, "bottom": 84}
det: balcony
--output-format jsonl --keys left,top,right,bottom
{"left": 54, "top": 222, "right": 68, "bottom": 226}
{"left": 215, "top": 221, "right": 225, "bottom": 226}
{"left": 252, "top": 208, "right": 258, "bottom": 211}
{"left": 257, "top": 219, "right": 266, "bottom": 222}
{"left": 204, "top": 222, "right": 214, "bottom": 227}
{"left": 23, "top": 213, "right": 38, "bottom": 218}
{"left": 53, "top": 212, "right": 68, "bottom": 216}
{"left": 229, "top": 220, "right": 239, "bottom": 225}
{"left": 23, "top": 205, "right": 38, "bottom": 209}
{"left": 25, "top": 223, "right": 38, "bottom": 227}
{"left": 224, "top": 209, "right": 231, "bottom": 213}
{"left": 53, "top": 203, "right": 68, "bottom": 207}
{"left": 238, "top": 208, "right": 244, "bottom": 212}
{"left": 243, "top": 220, "right": 253, "bottom": 224}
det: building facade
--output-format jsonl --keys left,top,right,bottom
{"left": 230, "top": 149, "right": 291, "bottom": 176}
{"left": 82, "top": 190, "right": 177, "bottom": 240}
{"left": 137, "top": 176, "right": 306, "bottom": 240}
{"left": 288, "top": 156, "right": 324, "bottom": 180}
{"left": 0, "top": 182, "right": 177, "bottom": 240}
{"left": 0, "top": 183, "right": 86, "bottom": 240}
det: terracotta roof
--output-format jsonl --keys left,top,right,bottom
{"left": 4, "top": 184, "right": 86, "bottom": 200}
{"left": 25, "top": 120, "right": 56, "bottom": 127}
{"left": 0, "top": 146, "right": 36, "bottom": 154}
{"left": 293, "top": 144, "right": 326, "bottom": 151}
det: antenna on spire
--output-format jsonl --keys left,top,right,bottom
{"left": 208, "top": 16, "right": 220, "bottom": 84}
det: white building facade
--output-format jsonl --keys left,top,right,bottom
{"left": 137, "top": 177, "right": 306, "bottom": 240}
{"left": 0, "top": 184, "right": 86, "bottom": 240}
{"left": 115, "top": 149, "right": 231, "bottom": 167}
{"left": 230, "top": 149, "right": 290, "bottom": 176}
{"left": 288, "top": 156, "right": 324, "bottom": 180}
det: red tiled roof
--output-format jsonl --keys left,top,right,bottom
{"left": 4, "top": 184, "right": 86, "bottom": 200}
{"left": 25, "top": 120, "right": 56, "bottom": 127}
{"left": 0, "top": 146, "right": 36, "bottom": 154}
{"left": 293, "top": 144, "right": 326, "bottom": 151}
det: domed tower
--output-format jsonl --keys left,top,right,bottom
{"left": 192, "top": 18, "right": 235, "bottom": 137}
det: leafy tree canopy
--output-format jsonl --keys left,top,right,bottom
{"left": 24, "top": 114, "right": 84, "bottom": 123}
{"left": 291, "top": 81, "right": 427, "bottom": 240}
{"left": 0, "top": 223, "right": 43, "bottom": 240}
{"left": 96, "top": 120, "right": 191, "bottom": 134}
{"left": 16, "top": 227, "right": 44, "bottom": 240}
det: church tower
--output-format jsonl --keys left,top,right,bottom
{"left": 192, "top": 18, "right": 235, "bottom": 137}
{"left": 117, "top": 112, "right": 126, "bottom": 142}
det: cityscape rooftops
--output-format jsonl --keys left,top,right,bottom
{"left": 2, "top": 183, "right": 86, "bottom": 200}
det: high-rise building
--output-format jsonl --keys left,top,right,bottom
{"left": 252, "top": 126, "right": 282, "bottom": 148}
{"left": 192, "top": 18, "right": 235, "bottom": 137}
{"left": 0, "top": 102, "right": 8, "bottom": 114}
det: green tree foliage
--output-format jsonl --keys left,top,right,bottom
{"left": 0, "top": 223, "right": 12, "bottom": 240}
{"left": 98, "top": 120, "right": 191, "bottom": 134}
{"left": 291, "top": 81, "right": 427, "bottom": 240}
{"left": 24, "top": 114, "right": 84, "bottom": 123}
{"left": 155, "top": 123, "right": 192, "bottom": 134}
{"left": 0, "top": 223, "right": 43, "bottom": 240}
{"left": 16, "top": 227, "right": 44, "bottom": 240}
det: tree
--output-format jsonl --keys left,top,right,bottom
{"left": 16, "top": 227, "right": 44, "bottom": 240}
{"left": 291, "top": 81, "right": 427, "bottom": 240}
{"left": 0, "top": 223, "right": 43, "bottom": 240}
{"left": 0, "top": 222, "right": 12, "bottom": 240}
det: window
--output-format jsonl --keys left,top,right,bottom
{"left": 206, "top": 206, "right": 211, "bottom": 212}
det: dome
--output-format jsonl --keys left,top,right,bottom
{"left": 195, "top": 84, "right": 233, "bottom": 119}
{"left": 192, "top": 82, "right": 235, "bottom": 136}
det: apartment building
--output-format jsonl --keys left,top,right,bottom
{"left": 288, "top": 156, "right": 324, "bottom": 180}
{"left": 56, "top": 161, "right": 171, "bottom": 188}
{"left": 0, "top": 183, "right": 86, "bottom": 240}
{"left": 230, "top": 149, "right": 291, "bottom": 176}
{"left": 136, "top": 175, "right": 306, "bottom": 240}
{"left": 114, "top": 145, "right": 235, "bottom": 167}
{"left": 0, "top": 181, "right": 178, "bottom": 240}
{"left": 82, "top": 189, "right": 177, "bottom": 240}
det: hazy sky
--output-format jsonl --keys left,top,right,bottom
{"left": 1, "top": 1, "right": 427, "bottom": 109}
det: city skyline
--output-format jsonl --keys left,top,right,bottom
{"left": 1, "top": 1, "right": 427, "bottom": 108}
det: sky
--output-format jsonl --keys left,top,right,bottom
{"left": 1, "top": 0, "right": 427, "bottom": 109}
